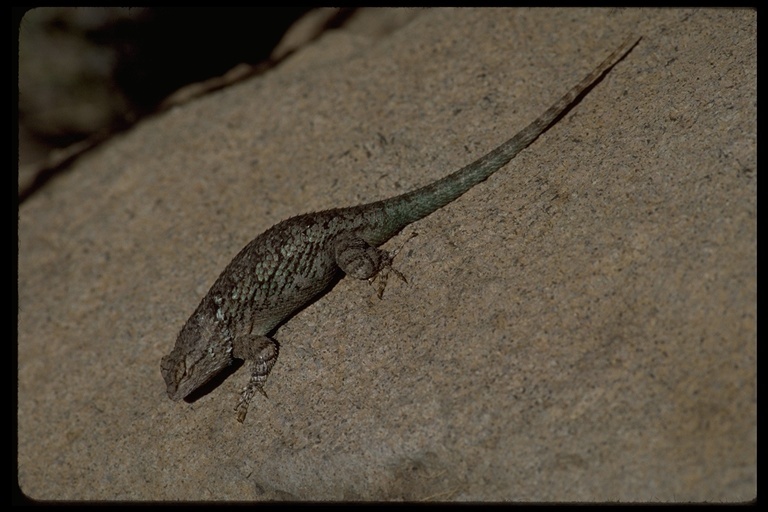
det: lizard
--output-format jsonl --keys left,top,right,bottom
{"left": 161, "top": 36, "right": 640, "bottom": 422}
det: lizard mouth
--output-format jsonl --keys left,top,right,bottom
{"left": 160, "top": 346, "right": 233, "bottom": 401}
{"left": 160, "top": 352, "right": 189, "bottom": 401}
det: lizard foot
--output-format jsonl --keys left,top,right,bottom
{"left": 369, "top": 232, "right": 418, "bottom": 299}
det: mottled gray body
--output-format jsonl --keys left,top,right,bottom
{"left": 161, "top": 37, "right": 640, "bottom": 421}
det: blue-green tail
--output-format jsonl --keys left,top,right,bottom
{"left": 363, "top": 36, "right": 639, "bottom": 247}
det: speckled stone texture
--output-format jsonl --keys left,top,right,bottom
{"left": 18, "top": 8, "right": 755, "bottom": 501}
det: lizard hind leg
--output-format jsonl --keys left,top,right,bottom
{"left": 369, "top": 232, "right": 418, "bottom": 299}
{"left": 334, "top": 231, "right": 417, "bottom": 299}
{"left": 232, "top": 335, "right": 279, "bottom": 422}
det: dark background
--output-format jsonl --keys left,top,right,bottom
{"left": 15, "top": 8, "right": 359, "bottom": 201}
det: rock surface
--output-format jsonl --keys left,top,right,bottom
{"left": 18, "top": 8, "right": 755, "bottom": 501}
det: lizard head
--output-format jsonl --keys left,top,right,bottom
{"left": 160, "top": 316, "right": 232, "bottom": 401}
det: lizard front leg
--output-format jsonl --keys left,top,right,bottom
{"left": 233, "top": 335, "right": 279, "bottom": 423}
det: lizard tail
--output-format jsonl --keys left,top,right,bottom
{"left": 367, "top": 35, "right": 640, "bottom": 246}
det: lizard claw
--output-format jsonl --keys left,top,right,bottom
{"left": 235, "top": 382, "right": 269, "bottom": 423}
{"left": 369, "top": 232, "right": 418, "bottom": 298}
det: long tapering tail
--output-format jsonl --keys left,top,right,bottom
{"left": 365, "top": 36, "right": 640, "bottom": 246}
